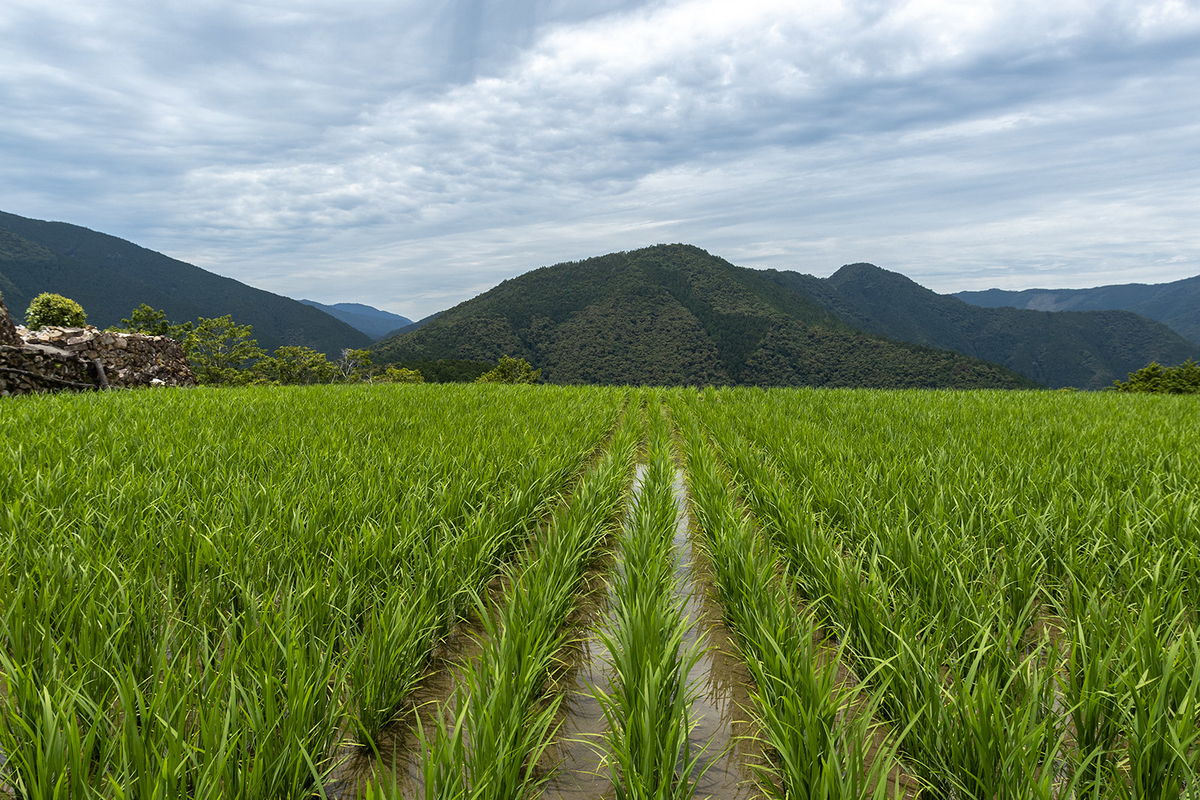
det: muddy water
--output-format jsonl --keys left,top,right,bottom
{"left": 330, "top": 462, "right": 762, "bottom": 800}
{"left": 670, "top": 469, "right": 765, "bottom": 800}
{"left": 535, "top": 561, "right": 620, "bottom": 800}
{"left": 541, "top": 466, "right": 763, "bottom": 800}
{"left": 535, "top": 465, "right": 652, "bottom": 800}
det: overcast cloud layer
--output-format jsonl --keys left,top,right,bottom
{"left": 2, "top": 0, "right": 1198, "bottom": 318}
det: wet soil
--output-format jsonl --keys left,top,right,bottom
{"left": 328, "top": 459, "right": 767, "bottom": 800}
{"left": 670, "top": 468, "right": 767, "bottom": 800}
{"left": 539, "top": 464, "right": 765, "bottom": 800}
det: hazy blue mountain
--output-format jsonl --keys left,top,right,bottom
{"left": 767, "top": 263, "right": 1200, "bottom": 389}
{"left": 381, "top": 311, "right": 443, "bottom": 339}
{"left": 299, "top": 299, "right": 412, "bottom": 340}
{"left": 0, "top": 210, "right": 371, "bottom": 356}
{"left": 373, "top": 245, "right": 1036, "bottom": 389}
{"left": 955, "top": 275, "right": 1200, "bottom": 346}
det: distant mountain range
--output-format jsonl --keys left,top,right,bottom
{"left": 373, "top": 245, "right": 1037, "bottom": 389}
{"left": 373, "top": 245, "right": 1200, "bottom": 390}
{"left": 955, "top": 276, "right": 1200, "bottom": 347}
{"left": 298, "top": 299, "right": 412, "bottom": 340}
{"left": 0, "top": 210, "right": 370, "bottom": 356}
{"left": 768, "top": 263, "right": 1199, "bottom": 389}
{"left": 5, "top": 208, "right": 1191, "bottom": 390}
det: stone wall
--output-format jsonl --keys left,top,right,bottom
{"left": 0, "top": 343, "right": 99, "bottom": 395}
{"left": 17, "top": 325, "right": 196, "bottom": 389}
{"left": 0, "top": 295, "right": 22, "bottom": 348}
{"left": 0, "top": 294, "right": 196, "bottom": 396}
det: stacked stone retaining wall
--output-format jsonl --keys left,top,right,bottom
{"left": 0, "top": 295, "right": 196, "bottom": 396}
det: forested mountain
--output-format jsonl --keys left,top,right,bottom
{"left": 298, "top": 299, "right": 412, "bottom": 340}
{"left": 0, "top": 210, "right": 370, "bottom": 356}
{"left": 373, "top": 245, "right": 1036, "bottom": 389}
{"left": 768, "top": 263, "right": 1200, "bottom": 389}
{"left": 955, "top": 275, "right": 1200, "bottom": 346}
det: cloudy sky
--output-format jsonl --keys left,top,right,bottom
{"left": 2, "top": 0, "right": 1198, "bottom": 318}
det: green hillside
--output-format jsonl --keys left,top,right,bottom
{"left": 955, "top": 275, "right": 1200, "bottom": 346}
{"left": 0, "top": 211, "right": 371, "bottom": 356}
{"left": 373, "top": 245, "right": 1036, "bottom": 389}
{"left": 766, "top": 263, "right": 1200, "bottom": 390}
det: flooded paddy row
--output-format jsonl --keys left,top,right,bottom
{"left": 336, "top": 448, "right": 769, "bottom": 800}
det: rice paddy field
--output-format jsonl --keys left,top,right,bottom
{"left": 0, "top": 383, "right": 1198, "bottom": 799}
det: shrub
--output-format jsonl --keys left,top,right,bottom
{"left": 1113, "top": 359, "right": 1200, "bottom": 394}
{"left": 381, "top": 366, "right": 424, "bottom": 383}
{"left": 475, "top": 355, "right": 541, "bottom": 385}
{"left": 253, "top": 346, "right": 338, "bottom": 385}
{"left": 25, "top": 293, "right": 86, "bottom": 329}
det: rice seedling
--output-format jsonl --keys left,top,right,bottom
{"left": 0, "top": 383, "right": 626, "bottom": 796}
{"left": 2, "top": 382, "right": 1196, "bottom": 797}
{"left": 592, "top": 405, "right": 708, "bottom": 800}
{"left": 678, "top": 415, "right": 904, "bottom": 800}
{"left": 674, "top": 386, "right": 1200, "bottom": 799}
{"left": 420, "top": 409, "right": 640, "bottom": 800}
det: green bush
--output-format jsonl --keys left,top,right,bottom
{"left": 1113, "top": 359, "right": 1200, "bottom": 394}
{"left": 25, "top": 293, "right": 86, "bottom": 329}
{"left": 475, "top": 355, "right": 541, "bottom": 385}
{"left": 381, "top": 366, "right": 424, "bottom": 383}
{"left": 253, "top": 346, "right": 338, "bottom": 385}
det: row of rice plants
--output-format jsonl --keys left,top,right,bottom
{"left": 592, "top": 401, "right": 707, "bottom": 800}
{"left": 679, "top": 388, "right": 1200, "bottom": 797}
{"left": 693, "top": 411, "right": 1057, "bottom": 797}
{"left": 758, "top": 390, "right": 1200, "bottom": 797}
{"left": 0, "top": 383, "right": 626, "bottom": 797}
{"left": 675, "top": 404, "right": 904, "bottom": 800}
{"left": 416, "top": 404, "right": 641, "bottom": 800}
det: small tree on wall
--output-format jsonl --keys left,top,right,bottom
{"left": 25, "top": 293, "right": 86, "bottom": 329}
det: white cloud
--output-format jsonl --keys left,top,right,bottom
{"left": 1, "top": 0, "right": 1198, "bottom": 316}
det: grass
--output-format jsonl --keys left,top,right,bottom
{"left": 592, "top": 399, "right": 709, "bottom": 800}
{"left": 0, "top": 383, "right": 625, "bottom": 796}
{"left": 2, "top": 384, "right": 1197, "bottom": 798}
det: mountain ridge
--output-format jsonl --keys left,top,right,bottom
{"left": 955, "top": 275, "right": 1200, "bottom": 346}
{"left": 0, "top": 210, "right": 371, "bottom": 356}
{"left": 298, "top": 299, "right": 412, "bottom": 340}
{"left": 766, "top": 262, "right": 1200, "bottom": 389}
{"left": 373, "top": 245, "right": 1037, "bottom": 389}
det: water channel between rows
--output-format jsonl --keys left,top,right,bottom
{"left": 539, "top": 463, "right": 761, "bottom": 800}
{"left": 330, "top": 461, "right": 761, "bottom": 800}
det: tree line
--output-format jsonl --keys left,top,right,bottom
{"left": 121, "top": 305, "right": 540, "bottom": 386}
{"left": 1113, "top": 359, "right": 1200, "bottom": 394}
{"left": 16, "top": 293, "right": 540, "bottom": 387}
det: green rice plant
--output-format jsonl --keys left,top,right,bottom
{"left": 673, "top": 386, "right": 1200, "bottom": 799}
{"left": 349, "top": 555, "right": 457, "bottom": 744}
{"left": 0, "top": 653, "right": 112, "bottom": 800}
{"left": 679, "top": 421, "right": 903, "bottom": 800}
{"left": 0, "top": 383, "right": 626, "bottom": 795}
{"left": 938, "top": 635, "right": 1064, "bottom": 800}
{"left": 421, "top": 412, "right": 640, "bottom": 800}
{"left": 1118, "top": 607, "right": 1200, "bottom": 798}
{"left": 1063, "top": 583, "right": 1131, "bottom": 797}
{"left": 673, "top": 389, "right": 1123, "bottom": 798}
{"left": 593, "top": 412, "right": 709, "bottom": 800}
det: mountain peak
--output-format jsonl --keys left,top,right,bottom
{"left": 828, "top": 262, "right": 925, "bottom": 292}
{"left": 372, "top": 246, "right": 1034, "bottom": 389}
